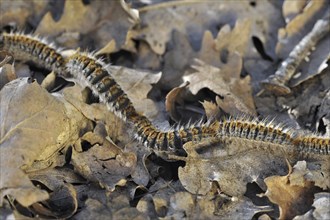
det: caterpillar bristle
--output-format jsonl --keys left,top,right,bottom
{"left": 0, "top": 32, "right": 66, "bottom": 75}
{"left": 2, "top": 32, "right": 329, "bottom": 155}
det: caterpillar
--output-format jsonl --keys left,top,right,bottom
{"left": 0, "top": 32, "right": 66, "bottom": 75}
{"left": 65, "top": 52, "right": 218, "bottom": 150}
{"left": 293, "top": 134, "right": 330, "bottom": 155}
{"left": 1, "top": 32, "right": 329, "bottom": 155}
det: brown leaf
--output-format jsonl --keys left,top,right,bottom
{"left": 201, "top": 99, "right": 221, "bottom": 120}
{"left": 175, "top": 139, "right": 296, "bottom": 197}
{"left": 71, "top": 142, "right": 137, "bottom": 191}
{"left": 213, "top": 196, "right": 272, "bottom": 219}
{"left": 95, "top": 39, "right": 117, "bottom": 56}
{"left": 198, "top": 19, "right": 251, "bottom": 67}
{"left": 0, "top": 78, "right": 89, "bottom": 207}
{"left": 165, "top": 81, "right": 190, "bottom": 122}
{"left": 0, "top": 0, "right": 49, "bottom": 27}
{"left": 30, "top": 183, "right": 78, "bottom": 219}
{"left": 264, "top": 161, "right": 320, "bottom": 220}
{"left": 0, "top": 63, "right": 16, "bottom": 90}
{"left": 132, "top": 1, "right": 281, "bottom": 56}
{"left": 108, "top": 66, "right": 162, "bottom": 121}
{"left": 36, "top": 0, "right": 96, "bottom": 36}
{"left": 36, "top": 1, "right": 135, "bottom": 50}
{"left": 184, "top": 59, "right": 256, "bottom": 116}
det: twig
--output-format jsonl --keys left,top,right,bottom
{"left": 261, "top": 14, "right": 330, "bottom": 95}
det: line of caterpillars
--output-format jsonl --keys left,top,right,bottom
{"left": 1, "top": 32, "right": 329, "bottom": 155}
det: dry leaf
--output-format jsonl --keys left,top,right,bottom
{"left": 161, "top": 30, "right": 194, "bottom": 88}
{"left": 184, "top": 59, "right": 256, "bottom": 116}
{"left": 0, "top": 63, "right": 16, "bottom": 90}
{"left": 0, "top": 0, "right": 49, "bottom": 27}
{"left": 36, "top": 1, "right": 135, "bottom": 50}
{"left": 0, "top": 78, "right": 89, "bottom": 207}
{"left": 36, "top": 0, "right": 96, "bottom": 36}
{"left": 264, "top": 161, "right": 320, "bottom": 220}
{"left": 108, "top": 66, "right": 162, "bottom": 121}
{"left": 175, "top": 139, "right": 297, "bottom": 197}
{"left": 165, "top": 81, "right": 190, "bottom": 122}
{"left": 213, "top": 196, "right": 272, "bottom": 219}
{"left": 133, "top": 1, "right": 282, "bottom": 56}
{"left": 201, "top": 99, "right": 221, "bottom": 120}
{"left": 198, "top": 19, "right": 252, "bottom": 67}
{"left": 29, "top": 183, "right": 78, "bottom": 219}
{"left": 71, "top": 142, "right": 137, "bottom": 191}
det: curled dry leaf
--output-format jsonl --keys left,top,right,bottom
{"left": 0, "top": 78, "right": 90, "bottom": 207}
{"left": 264, "top": 160, "right": 321, "bottom": 220}
{"left": 184, "top": 59, "right": 256, "bottom": 116}
{"left": 30, "top": 183, "right": 78, "bottom": 219}
{"left": 165, "top": 81, "right": 190, "bottom": 122}
{"left": 28, "top": 167, "right": 86, "bottom": 192}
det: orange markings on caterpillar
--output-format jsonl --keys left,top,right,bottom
{"left": 0, "top": 33, "right": 66, "bottom": 75}
{"left": 2, "top": 32, "right": 329, "bottom": 155}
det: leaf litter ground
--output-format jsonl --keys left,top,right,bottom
{"left": 0, "top": 0, "right": 329, "bottom": 219}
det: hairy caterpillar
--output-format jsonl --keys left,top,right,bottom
{"left": 0, "top": 32, "right": 66, "bottom": 75}
{"left": 293, "top": 134, "right": 329, "bottom": 155}
{"left": 66, "top": 52, "right": 218, "bottom": 150}
{"left": 1, "top": 32, "right": 329, "bottom": 155}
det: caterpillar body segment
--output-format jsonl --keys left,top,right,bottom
{"left": 216, "top": 119, "right": 294, "bottom": 146}
{"left": 66, "top": 52, "right": 219, "bottom": 151}
{"left": 66, "top": 53, "right": 137, "bottom": 121}
{"left": 293, "top": 135, "right": 330, "bottom": 155}
{"left": 1, "top": 32, "right": 329, "bottom": 155}
{"left": 0, "top": 33, "right": 66, "bottom": 74}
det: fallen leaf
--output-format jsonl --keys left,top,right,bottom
{"left": 71, "top": 142, "right": 137, "bottom": 191}
{"left": 36, "top": 0, "right": 136, "bottom": 50}
{"left": 36, "top": 0, "right": 96, "bottom": 36}
{"left": 264, "top": 161, "right": 320, "bottom": 220}
{"left": 201, "top": 99, "right": 222, "bottom": 120}
{"left": 0, "top": 78, "right": 90, "bottom": 207}
{"left": 108, "top": 66, "right": 162, "bottom": 121}
{"left": 175, "top": 139, "right": 297, "bottom": 197}
{"left": 0, "top": 63, "right": 16, "bottom": 90}
{"left": 132, "top": 1, "right": 282, "bottom": 56}
{"left": 213, "top": 196, "right": 272, "bottom": 219}
{"left": 0, "top": 0, "right": 49, "bottom": 28}
{"left": 165, "top": 81, "right": 190, "bottom": 122}
{"left": 184, "top": 59, "right": 257, "bottom": 116}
